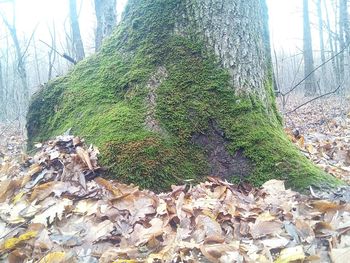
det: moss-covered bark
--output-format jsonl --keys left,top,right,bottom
{"left": 27, "top": 0, "right": 342, "bottom": 192}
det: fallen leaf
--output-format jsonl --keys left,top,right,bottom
{"left": 76, "top": 146, "right": 93, "bottom": 170}
{"left": 274, "top": 246, "right": 305, "bottom": 263}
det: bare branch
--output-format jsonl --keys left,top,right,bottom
{"left": 286, "top": 85, "right": 342, "bottom": 115}
{"left": 39, "top": 39, "right": 77, "bottom": 65}
{"left": 282, "top": 42, "right": 350, "bottom": 96}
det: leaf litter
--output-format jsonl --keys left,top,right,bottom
{"left": 1, "top": 112, "right": 350, "bottom": 262}
{"left": 281, "top": 96, "right": 350, "bottom": 184}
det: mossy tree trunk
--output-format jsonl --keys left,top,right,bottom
{"left": 27, "top": 0, "right": 341, "bottom": 192}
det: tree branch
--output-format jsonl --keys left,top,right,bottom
{"left": 39, "top": 39, "right": 77, "bottom": 65}
{"left": 285, "top": 85, "right": 342, "bottom": 115}
{"left": 282, "top": 42, "right": 350, "bottom": 96}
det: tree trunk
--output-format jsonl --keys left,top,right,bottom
{"left": 69, "top": 0, "right": 85, "bottom": 62}
{"left": 303, "top": 0, "right": 317, "bottom": 96}
{"left": 27, "top": 0, "right": 341, "bottom": 192}
{"left": 94, "top": 0, "right": 117, "bottom": 52}
{"left": 317, "top": 0, "right": 326, "bottom": 75}
{"left": 324, "top": 0, "right": 340, "bottom": 85}
{"left": 339, "top": 0, "right": 346, "bottom": 82}
{"left": 0, "top": 60, "right": 4, "bottom": 121}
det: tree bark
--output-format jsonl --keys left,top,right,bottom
{"left": 317, "top": 0, "right": 326, "bottom": 72}
{"left": 339, "top": 0, "right": 346, "bottom": 82}
{"left": 324, "top": 0, "right": 340, "bottom": 85}
{"left": 303, "top": 0, "right": 317, "bottom": 96}
{"left": 94, "top": 0, "right": 117, "bottom": 52}
{"left": 0, "top": 60, "right": 4, "bottom": 121}
{"left": 69, "top": 0, "right": 85, "bottom": 62}
{"left": 27, "top": 0, "right": 341, "bottom": 191}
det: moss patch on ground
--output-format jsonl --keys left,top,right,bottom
{"left": 27, "top": 0, "right": 342, "bottom": 192}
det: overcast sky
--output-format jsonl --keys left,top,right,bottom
{"left": 0, "top": 0, "right": 322, "bottom": 53}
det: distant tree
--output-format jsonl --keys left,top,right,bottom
{"left": 94, "top": 0, "right": 117, "bottom": 51}
{"left": 338, "top": 0, "right": 350, "bottom": 83}
{"left": 0, "top": 59, "right": 4, "bottom": 121}
{"left": 303, "top": 0, "right": 317, "bottom": 96}
{"left": 323, "top": 0, "right": 340, "bottom": 85}
{"left": 0, "top": 2, "right": 29, "bottom": 124}
{"left": 69, "top": 0, "right": 85, "bottom": 62}
{"left": 316, "top": 0, "right": 326, "bottom": 72}
{"left": 47, "top": 21, "right": 57, "bottom": 80}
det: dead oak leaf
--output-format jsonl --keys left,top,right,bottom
{"left": 250, "top": 220, "right": 283, "bottom": 239}
{"left": 114, "top": 192, "right": 156, "bottom": 223}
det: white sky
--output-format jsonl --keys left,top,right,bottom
{"left": 0, "top": 0, "right": 322, "bottom": 53}
{"left": 267, "top": 0, "right": 304, "bottom": 51}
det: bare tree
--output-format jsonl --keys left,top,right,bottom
{"left": 47, "top": 21, "right": 58, "bottom": 80}
{"left": 69, "top": 0, "right": 85, "bottom": 62}
{"left": 0, "top": 59, "right": 4, "bottom": 121}
{"left": 303, "top": 0, "right": 317, "bottom": 96}
{"left": 0, "top": 2, "right": 29, "bottom": 125}
{"left": 317, "top": 0, "right": 326, "bottom": 70}
{"left": 33, "top": 39, "right": 42, "bottom": 84}
{"left": 324, "top": 0, "right": 340, "bottom": 85}
{"left": 338, "top": 0, "right": 346, "bottom": 82}
{"left": 94, "top": 0, "right": 117, "bottom": 51}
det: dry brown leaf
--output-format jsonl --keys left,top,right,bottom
{"left": 114, "top": 192, "right": 156, "bottom": 223}
{"left": 76, "top": 146, "right": 93, "bottom": 170}
{"left": 95, "top": 177, "right": 123, "bottom": 197}
{"left": 311, "top": 200, "right": 343, "bottom": 213}
{"left": 250, "top": 220, "right": 282, "bottom": 239}
{"left": 27, "top": 163, "right": 42, "bottom": 177}
{"left": 0, "top": 179, "right": 21, "bottom": 202}
{"left": 295, "top": 219, "right": 315, "bottom": 243}
{"left": 29, "top": 181, "right": 56, "bottom": 202}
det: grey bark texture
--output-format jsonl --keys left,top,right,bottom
{"left": 94, "top": 0, "right": 117, "bottom": 52}
{"left": 69, "top": 0, "right": 85, "bottom": 62}
{"left": 303, "top": 0, "right": 317, "bottom": 96}
{"left": 317, "top": 0, "right": 326, "bottom": 69}
{"left": 324, "top": 0, "right": 340, "bottom": 84}
{"left": 175, "top": 0, "right": 271, "bottom": 104}
{"left": 0, "top": 60, "right": 4, "bottom": 120}
{"left": 339, "top": 0, "right": 350, "bottom": 83}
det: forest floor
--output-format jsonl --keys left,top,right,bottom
{"left": 0, "top": 96, "right": 350, "bottom": 262}
{"left": 278, "top": 95, "right": 350, "bottom": 184}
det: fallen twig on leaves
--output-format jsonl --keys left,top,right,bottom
{"left": 286, "top": 84, "right": 342, "bottom": 115}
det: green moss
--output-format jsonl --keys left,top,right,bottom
{"left": 27, "top": 0, "right": 342, "bottom": 192}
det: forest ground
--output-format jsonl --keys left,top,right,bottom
{"left": 0, "top": 96, "right": 350, "bottom": 262}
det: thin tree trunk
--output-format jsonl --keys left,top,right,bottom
{"left": 324, "top": 0, "right": 340, "bottom": 85}
{"left": 0, "top": 60, "right": 4, "bottom": 121}
{"left": 339, "top": 0, "right": 346, "bottom": 82}
{"left": 33, "top": 40, "right": 42, "bottom": 85}
{"left": 48, "top": 21, "right": 57, "bottom": 80}
{"left": 303, "top": 0, "right": 317, "bottom": 96}
{"left": 94, "top": 0, "right": 117, "bottom": 51}
{"left": 69, "top": 0, "right": 85, "bottom": 62}
{"left": 317, "top": 0, "right": 326, "bottom": 69}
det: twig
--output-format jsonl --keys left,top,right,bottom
{"left": 286, "top": 85, "right": 342, "bottom": 115}
{"left": 39, "top": 39, "right": 77, "bottom": 65}
{"left": 282, "top": 42, "right": 350, "bottom": 96}
{"left": 18, "top": 24, "right": 39, "bottom": 66}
